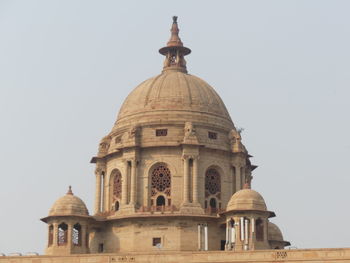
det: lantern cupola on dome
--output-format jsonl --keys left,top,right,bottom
{"left": 159, "top": 16, "right": 191, "bottom": 73}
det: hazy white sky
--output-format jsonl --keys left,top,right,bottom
{"left": 0, "top": 0, "right": 349, "bottom": 254}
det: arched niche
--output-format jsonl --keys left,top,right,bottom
{"left": 109, "top": 168, "right": 122, "bottom": 211}
{"left": 148, "top": 162, "right": 172, "bottom": 207}
{"left": 204, "top": 165, "right": 224, "bottom": 212}
{"left": 57, "top": 222, "right": 68, "bottom": 246}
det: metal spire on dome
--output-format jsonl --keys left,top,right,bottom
{"left": 243, "top": 182, "right": 251, "bottom": 189}
{"left": 159, "top": 16, "right": 191, "bottom": 73}
{"left": 66, "top": 185, "right": 73, "bottom": 195}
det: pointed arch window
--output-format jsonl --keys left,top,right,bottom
{"left": 72, "top": 223, "right": 82, "bottom": 246}
{"left": 205, "top": 168, "right": 221, "bottom": 212}
{"left": 58, "top": 223, "right": 68, "bottom": 246}
{"left": 150, "top": 164, "right": 171, "bottom": 206}
{"left": 111, "top": 169, "right": 122, "bottom": 211}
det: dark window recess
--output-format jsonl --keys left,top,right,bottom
{"left": 156, "top": 195, "right": 165, "bottom": 206}
{"left": 98, "top": 243, "right": 104, "bottom": 253}
{"left": 220, "top": 240, "right": 226, "bottom": 250}
{"left": 115, "top": 136, "right": 121, "bottom": 143}
{"left": 208, "top": 132, "right": 217, "bottom": 139}
{"left": 152, "top": 237, "right": 161, "bottom": 246}
{"left": 156, "top": 129, "right": 168, "bottom": 136}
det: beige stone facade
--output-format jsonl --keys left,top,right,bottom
{"left": 2, "top": 16, "right": 344, "bottom": 262}
{"left": 2, "top": 248, "right": 350, "bottom": 263}
{"left": 38, "top": 16, "right": 290, "bottom": 256}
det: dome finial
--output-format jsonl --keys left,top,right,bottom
{"left": 243, "top": 182, "right": 251, "bottom": 189}
{"left": 159, "top": 16, "right": 191, "bottom": 73}
{"left": 67, "top": 185, "right": 73, "bottom": 195}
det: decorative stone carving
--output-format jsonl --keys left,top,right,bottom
{"left": 113, "top": 170, "right": 122, "bottom": 200}
{"left": 94, "top": 167, "right": 105, "bottom": 176}
{"left": 183, "top": 122, "right": 199, "bottom": 144}
{"left": 184, "top": 122, "right": 195, "bottom": 137}
{"left": 129, "top": 125, "right": 139, "bottom": 139}
{"left": 98, "top": 136, "right": 111, "bottom": 155}
{"left": 229, "top": 129, "right": 247, "bottom": 153}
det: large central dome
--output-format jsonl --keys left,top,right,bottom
{"left": 113, "top": 16, "right": 233, "bottom": 131}
{"left": 117, "top": 71, "right": 232, "bottom": 122}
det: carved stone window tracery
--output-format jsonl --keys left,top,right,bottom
{"left": 205, "top": 168, "right": 221, "bottom": 212}
{"left": 113, "top": 170, "right": 122, "bottom": 200}
{"left": 150, "top": 164, "right": 171, "bottom": 207}
{"left": 205, "top": 168, "right": 221, "bottom": 195}
{"left": 151, "top": 165, "right": 171, "bottom": 196}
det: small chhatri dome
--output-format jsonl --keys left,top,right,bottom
{"left": 226, "top": 185, "right": 267, "bottom": 211}
{"left": 268, "top": 222, "right": 284, "bottom": 242}
{"left": 49, "top": 186, "right": 89, "bottom": 216}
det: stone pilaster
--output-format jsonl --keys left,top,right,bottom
{"left": 53, "top": 222, "right": 58, "bottom": 247}
{"left": 182, "top": 155, "right": 190, "bottom": 205}
{"left": 130, "top": 159, "right": 137, "bottom": 206}
{"left": 192, "top": 156, "right": 199, "bottom": 204}
{"left": 236, "top": 165, "right": 242, "bottom": 192}
{"left": 121, "top": 160, "right": 128, "bottom": 206}
{"left": 94, "top": 171, "right": 102, "bottom": 214}
{"left": 67, "top": 223, "right": 73, "bottom": 250}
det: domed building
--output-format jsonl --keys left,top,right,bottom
{"left": 42, "top": 16, "right": 290, "bottom": 255}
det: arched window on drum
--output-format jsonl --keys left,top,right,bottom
{"left": 111, "top": 169, "right": 122, "bottom": 211}
{"left": 205, "top": 167, "right": 221, "bottom": 213}
{"left": 150, "top": 164, "right": 171, "bottom": 207}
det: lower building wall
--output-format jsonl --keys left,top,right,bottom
{"left": 89, "top": 217, "right": 222, "bottom": 253}
{"left": 1, "top": 248, "right": 350, "bottom": 263}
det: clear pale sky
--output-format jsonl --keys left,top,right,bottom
{"left": 0, "top": 0, "right": 349, "bottom": 254}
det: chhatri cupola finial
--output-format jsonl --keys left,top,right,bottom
{"left": 66, "top": 185, "right": 73, "bottom": 195}
{"left": 159, "top": 16, "right": 191, "bottom": 73}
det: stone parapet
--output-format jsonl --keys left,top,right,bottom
{"left": 1, "top": 248, "right": 350, "bottom": 263}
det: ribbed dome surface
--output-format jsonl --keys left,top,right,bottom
{"left": 227, "top": 189, "right": 267, "bottom": 211}
{"left": 49, "top": 191, "right": 89, "bottom": 216}
{"left": 116, "top": 70, "right": 232, "bottom": 126}
{"left": 268, "top": 222, "right": 284, "bottom": 241}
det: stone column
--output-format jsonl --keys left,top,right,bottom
{"left": 94, "top": 171, "right": 101, "bottom": 214}
{"left": 225, "top": 221, "right": 230, "bottom": 250}
{"left": 236, "top": 165, "right": 242, "bottom": 191}
{"left": 101, "top": 173, "right": 105, "bottom": 212}
{"left": 263, "top": 218, "right": 268, "bottom": 242}
{"left": 197, "top": 224, "right": 202, "bottom": 250}
{"left": 182, "top": 155, "right": 190, "bottom": 204}
{"left": 53, "top": 222, "right": 58, "bottom": 247}
{"left": 121, "top": 160, "right": 128, "bottom": 205}
{"left": 240, "top": 217, "right": 245, "bottom": 250}
{"left": 250, "top": 217, "right": 255, "bottom": 250}
{"left": 192, "top": 156, "right": 199, "bottom": 204}
{"left": 204, "top": 224, "right": 208, "bottom": 251}
{"left": 67, "top": 223, "right": 73, "bottom": 249}
{"left": 231, "top": 223, "right": 236, "bottom": 247}
{"left": 130, "top": 159, "right": 137, "bottom": 205}
{"left": 244, "top": 219, "right": 249, "bottom": 250}
{"left": 241, "top": 167, "right": 245, "bottom": 187}
{"left": 81, "top": 224, "right": 86, "bottom": 248}
{"left": 232, "top": 166, "right": 236, "bottom": 195}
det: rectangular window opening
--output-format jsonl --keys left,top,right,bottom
{"left": 156, "top": 129, "right": 168, "bottom": 136}
{"left": 98, "top": 243, "right": 104, "bottom": 253}
{"left": 152, "top": 237, "right": 161, "bottom": 247}
{"left": 115, "top": 136, "right": 121, "bottom": 143}
{"left": 208, "top": 131, "right": 217, "bottom": 140}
